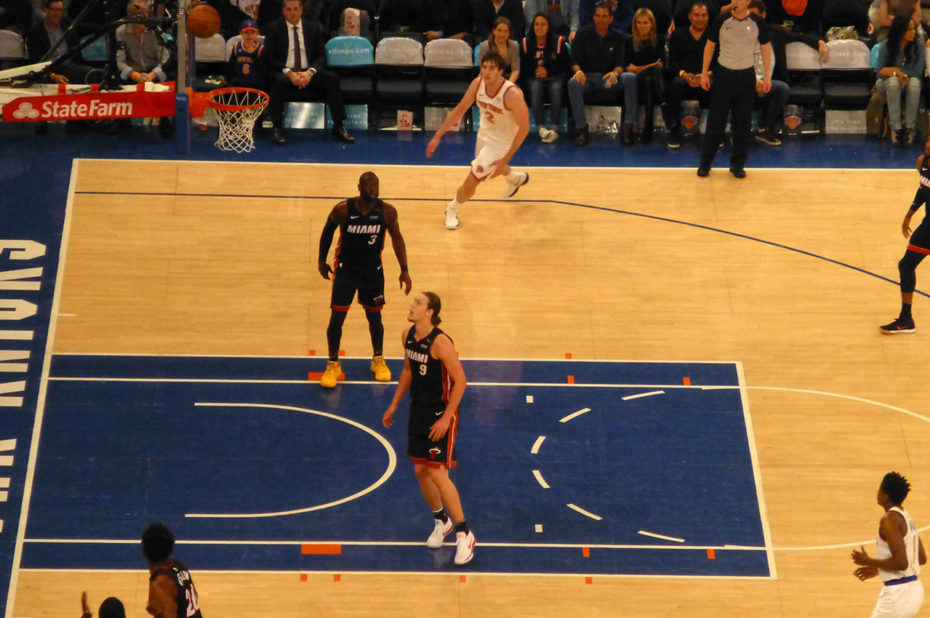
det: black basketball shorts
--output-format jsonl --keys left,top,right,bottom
{"left": 407, "top": 402, "right": 458, "bottom": 469}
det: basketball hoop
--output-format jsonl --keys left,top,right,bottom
{"left": 207, "top": 87, "right": 269, "bottom": 153}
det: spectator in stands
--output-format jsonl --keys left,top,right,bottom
{"left": 579, "top": 0, "right": 633, "bottom": 35}
{"left": 748, "top": 0, "right": 826, "bottom": 146}
{"left": 673, "top": 0, "right": 719, "bottom": 27}
{"left": 821, "top": 0, "right": 869, "bottom": 38}
{"left": 521, "top": 12, "right": 571, "bottom": 141}
{"left": 422, "top": 0, "right": 475, "bottom": 43}
{"left": 327, "top": 0, "right": 376, "bottom": 40}
{"left": 870, "top": 0, "right": 920, "bottom": 42}
{"left": 477, "top": 16, "right": 520, "bottom": 81}
{"left": 524, "top": 0, "right": 579, "bottom": 40}
{"left": 666, "top": 0, "right": 712, "bottom": 148}
{"left": 380, "top": 0, "right": 430, "bottom": 40}
{"left": 567, "top": 1, "right": 626, "bottom": 145}
{"left": 620, "top": 6, "right": 664, "bottom": 143}
{"left": 764, "top": 0, "right": 824, "bottom": 36}
{"left": 116, "top": 0, "right": 171, "bottom": 84}
{"left": 258, "top": 0, "right": 323, "bottom": 32}
{"left": 226, "top": 19, "right": 267, "bottom": 89}
{"left": 876, "top": 15, "right": 924, "bottom": 145}
{"left": 263, "top": 0, "right": 354, "bottom": 144}
{"left": 473, "top": 0, "right": 524, "bottom": 40}
{"left": 0, "top": 0, "right": 33, "bottom": 35}
{"left": 633, "top": 0, "right": 672, "bottom": 35}
{"left": 28, "top": 0, "right": 100, "bottom": 84}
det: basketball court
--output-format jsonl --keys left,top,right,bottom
{"left": 0, "top": 156, "right": 927, "bottom": 615}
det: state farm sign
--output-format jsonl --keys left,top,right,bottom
{"left": 2, "top": 85, "right": 176, "bottom": 122}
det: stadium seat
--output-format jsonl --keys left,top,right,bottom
{"left": 0, "top": 29, "right": 26, "bottom": 68}
{"left": 193, "top": 33, "right": 227, "bottom": 91}
{"left": 821, "top": 39, "right": 873, "bottom": 109}
{"left": 424, "top": 38, "right": 473, "bottom": 105}
{"left": 785, "top": 41, "right": 823, "bottom": 110}
{"left": 326, "top": 35, "right": 375, "bottom": 104}
{"left": 374, "top": 36, "right": 424, "bottom": 123}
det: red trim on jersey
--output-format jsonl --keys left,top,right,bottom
{"left": 469, "top": 169, "right": 484, "bottom": 182}
{"left": 409, "top": 455, "right": 457, "bottom": 469}
{"left": 331, "top": 304, "right": 351, "bottom": 312}
{"left": 484, "top": 77, "right": 507, "bottom": 99}
{"left": 907, "top": 244, "right": 930, "bottom": 255}
{"left": 501, "top": 82, "right": 514, "bottom": 111}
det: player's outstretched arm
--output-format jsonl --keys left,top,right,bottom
{"left": 384, "top": 204, "right": 412, "bottom": 294}
{"left": 384, "top": 328, "right": 413, "bottom": 427}
{"left": 318, "top": 203, "right": 347, "bottom": 279}
{"left": 426, "top": 77, "right": 481, "bottom": 158}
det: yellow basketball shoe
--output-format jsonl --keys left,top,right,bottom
{"left": 371, "top": 355, "right": 391, "bottom": 381}
{"left": 320, "top": 360, "right": 342, "bottom": 388}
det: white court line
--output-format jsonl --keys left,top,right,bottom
{"left": 638, "top": 530, "right": 685, "bottom": 543}
{"left": 566, "top": 504, "right": 602, "bottom": 521}
{"left": 559, "top": 408, "right": 591, "bottom": 423}
{"left": 185, "top": 403, "right": 396, "bottom": 519}
{"left": 622, "top": 390, "right": 665, "bottom": 401}
{"left": 532, "top": 470, "right": 550, "bottom": 489}
{"left": 530, "top": 436, "right": 546, "bottom": 454}
{"left": 7, "top": 159, "right": 80, "bottom": 617}
{"left": 48, "top": 377, "right": 715, "bottom": 388}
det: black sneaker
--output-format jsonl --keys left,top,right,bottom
{"left": 697, "top": 166, "right": 710, "bottom": 177}
{"left": 879, "top": 318, "right": 916, "bottom": 334}
{"left": 667, "top": 129, "right": 681, "bottom": 149}
{"left": 730, "top": 167, "right": 746, "bottom": 179}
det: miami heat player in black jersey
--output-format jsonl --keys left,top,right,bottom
{"left": 149, "top": 559, "right": 202, "bottom": 618}
{"left": 383, "top": 292, "right": 476, "bottom": 565}
{"left": 142, "top": 522, "right": 203, "bottom": 618}
{"left": 881, "top": 138, "right": 930, "bottom": 334}
{"left": 317, "top": 172, "right": 412, "bottom": 387}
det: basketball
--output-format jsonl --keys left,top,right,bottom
{"left": 186, "top": 2, "right": 221, "bottom": 38}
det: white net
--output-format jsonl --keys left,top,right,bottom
{"left": 209, "top": 88, "right": 269, "bottom": 153}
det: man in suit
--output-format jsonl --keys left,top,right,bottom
{"left": 27, "top": 0, "right": 100, "bottom": 84}
{"left": 263, "top": 0, "right": 354, "bottom": 144}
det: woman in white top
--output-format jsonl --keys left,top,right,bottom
{"left": 477, "top": 16, "right": 520, "bottom": 82}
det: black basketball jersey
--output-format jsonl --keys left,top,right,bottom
{"left": 406, "top": 326, "right": 452, "bottom": 406}
{"left": 335, "top": 198, "right": 387, "bottom": 272}
{"left": 150, "top": 559, "right": 203, "bottom": 618}
{"left": 920, "top": 156, "right": 930, "bottom": 190}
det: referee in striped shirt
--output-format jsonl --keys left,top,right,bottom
{"left": 697, "top": 0, "right": 771, "bottom": 178}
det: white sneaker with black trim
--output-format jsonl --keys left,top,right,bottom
{"left": 503, "top": 172, "right": 529, "bottom": 198}
{"left": 454, "top": 530, "right": 476, "bottom": 565}
{"left": 427, "top": 517, "right": 454, "bottom": 549}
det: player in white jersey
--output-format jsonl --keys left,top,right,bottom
{"left": 852, "top": 472, "right": 927, "bottom": 618}
{"left": 425, "top": 50, "right": 531, "bottom": 230}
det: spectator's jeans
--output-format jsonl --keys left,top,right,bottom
{"left": 759, "top": 79, "right": 790, "bottom": 131}
{"left": 618, "top": 72, "right": 638, "bottom": 126}
{"left": 567, "top": 72, "right": 623, "bottom": 131}
{"left": 877, "top": 75, "right": 922, "bottom": 131}
{"left": 528, "top": 76, "right": 565, "bottom": 130}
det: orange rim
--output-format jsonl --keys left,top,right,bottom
{"left": 207, "top": 87, "right": 269, "bottom": 112}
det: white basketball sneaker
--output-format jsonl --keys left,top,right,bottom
{"left": 454, "top": 530, "right": 476, "bottom": 565}
{"left": 444, "top": 203, "right": 460, "bottom": 230}
{"left": 426, "top": 517, "right": 454, "bottom": 549}
{"left": 503, "top": 172, "right": 529, "bottom": 198}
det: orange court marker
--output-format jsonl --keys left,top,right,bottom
{"left": 683, "top": 376, "right": 691, "bottom": 385}
{"left": 308, "top": 349, "right": 316, "bottom": 356}
{"left": 567, "top": 375, "right": 575, "bottom": 384}
{"left": 585, "top": 576, "right": 593, "bottom": 584}
{"left": 301, "top": 543, "right": 342, "bottom": 555}
{"left": 707, "top": 549, "right": 716, "bottom": 560}
{"left": 338, "top": 349, "right": 346, "bottom": 356}
{"left": 459, "top": 575, "right": 467, "bottom": 583}
{"left": 582, "top": 547, "right": 590, "bottom": 558}
{"left": 333, "top": 574, "right": 342, "bottom": 582}
{"left": 565, "top": 352, "right": 572, "bottom": 359}
{"left": 299, "top": 574, "right": 307, "bottom": 582}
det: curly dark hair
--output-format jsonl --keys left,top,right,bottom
{"left": 141, "top": 522, "right": 175, "bottom": 564}
{"left": 881, "top": 471, "right": 911, "bottom": 505}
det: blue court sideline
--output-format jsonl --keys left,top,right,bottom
{"left": 21, "top": 355, "right": 772, "bottom": 578}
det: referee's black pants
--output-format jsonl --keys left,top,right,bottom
{"left": 267, "top": 69, "right": 347, "bottom": 129}
{"left": 699, "top": 66, "right": 756, "bottom": 171}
